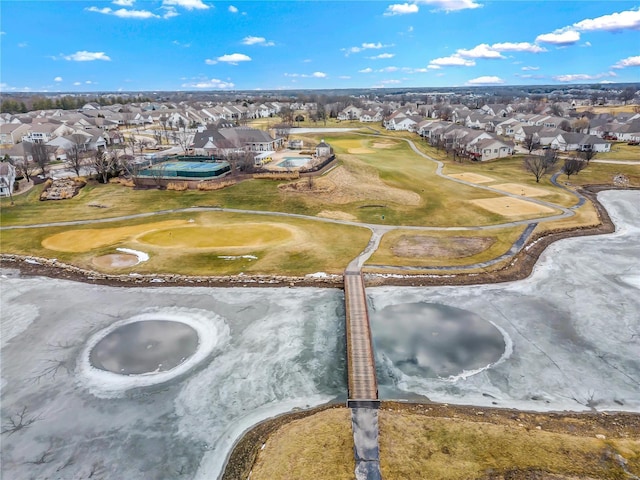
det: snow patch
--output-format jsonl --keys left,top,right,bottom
{"left": 218, "top": 255, "right": 258, "bottom": 261}
{"left": 116, "top": 248, "right": 149, "bottom": 264}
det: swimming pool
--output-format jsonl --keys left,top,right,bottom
{"left": 276, "top": 157, "right": 312, "bottom": 168}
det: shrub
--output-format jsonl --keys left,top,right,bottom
{"left": 197, "top": 180, "right": 237, "bottom": 191}
{"left": 166, "top": 182, "right": 189, "bottom": 191}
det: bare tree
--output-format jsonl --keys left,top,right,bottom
{"left": 562, "top": 158, "right": 588, "bottom": 179}
{"left": 581, "top": 147, "right": 596, "bottom": 163}
{"left": 26, "top": 142, "right": 53, "bottom": 177}
{"left": 559, "top": 119, "right": 572, "bottom": 132}
{"left": 523, "top": 134, "right": 539, "bottom": 153}
{"left": 15, "top": 154, "right": 38, "bottom": 183}
{"left": 572, "top": 117, "right": 590, "bottom": 133}
{"left": 619, "top": 87, "right": 638, "bottom": 105}
{"left": 549, "top": 103, "right": 565, "bottom": 117}
{"left": 174, "top": 118, "right": 191, "bottom": 154}
{"left": 274, "top": 123, "right": 292, "bottom": 142}
{"left": 523, "top": 153, "right": 557, "bottom": 183}
{"left": 66, "top": 133, "right": 91, "bottom": 177}
{"left": 92, "top": 149, "right": 119, "bottom": 184}
{"left": 1, "top": 406, "right": 41, "bottom": 436}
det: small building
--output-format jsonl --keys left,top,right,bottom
{"left": 288, "top": 139, "right": 304, "bottom": 150}
{"left": 0, "top": 162, "right": 17, "bottom": 197}
{"left": 315, "top": 139, "right": 332, "bottom": 157}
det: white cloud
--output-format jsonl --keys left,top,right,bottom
{"left": 339, "top": 75, "right": 351, "bottom": 79}
{"left": 284, "top": 72, "right": 327, "bottom": 78}
{"left": 415, "top": 0, "right": 482, "bottom": 12}
{"left": 87, "top": 6, "right": 160, "bottom": 19}
{"left": 492, "top": 42, "right": 546, "bottom": 53}
{"left": 85, "top": 80, "right": 94, "bottom": 84}
{"left": 427, "top": 65, "right": 441, "bottom": 69}
{"left": 466, "top": 75, "right": 504, "bottom": 85}
{"left": 173, "top": 40, "right": 191, "bottom": 47}
{"left": 18, "top": 42, "right": 28, "bottom": 48}
{"left": 359, "top": 67, "right": 373, "bottom": 73}
{"left": 228, "top": 5, "right": 238, "bottom": 13}
{"left": 380, "top": 79, "right": 402, "bottom": 84}
{"left": 535, "top": 29, "right": 580, "bottom": 45}
{"left": 378, "top": 66, "right": 399, "bottom": 72}
{"left": 63, "top": 51, "right": 111, "bottom": 61}
{"left": 456, "top": 43, "right": 503, "bottom": 59}
{"left": 73, "top": 81, "right": 82, "bottom": 86}
{"left": 612, "top": 55, "right": 640, "bottom": 69}
{"left": 343, "top": 42, "right": 393, "bottom": 55}
{"left": 204, "top": 59, "right": 217, "bottom": 65}
{"left": 54, "top": 76, "right": 63, "bottom": 82}
{"left": 163, "top": 7, "right": 179, "bottom": 18}
{"left": 113, "top": 0, "right": 135, "bottom": 5}
{"left": 369, "top": 53, "right": 396, "bottom": 59}
{"left": 182, "top": 78, "right": 235, "bottom": 89}
{"left": 242, "top": 36, "right": 275, "bottom": 46}
{"left": 384, "top": 3, "right": 419, "bottom": 16}
{"left": 429, "top": 55, "right": 475, "bottom": 67}
{"left": 573, "top": 9, "right": 640, "bottom": 32}
{"left": 521, "top": 66, "right": 539, "bottom": 71}
{"left": 162, "top": 0, "right": 209, "bottom": 10}
{"left": 402, "top": 67, "right": 429, "bottom": 73}
{"left": 216, "top": 53, "right": 252, "bottom": 64}
{"left": 552, "top": 71, "right": 617, "bottom": 82}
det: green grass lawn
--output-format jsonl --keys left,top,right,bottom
{"left": 0, "top": 211, "right": 371, "bottom": 275}
{"left": 593, "top": 142, "right": 640, "bottom": 161}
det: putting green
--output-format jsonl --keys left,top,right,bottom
{"left": 138, "top": 223, "right": 294, "bottom": 249}
{"left": 42, "top": 220, "right": 187, "bottom": 252}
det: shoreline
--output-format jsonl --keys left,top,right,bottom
{"left": 2, "top": 185, "right": 636, "bottom": 289}
{"left": 223, "top": 400, "right": 640, "bottom": 480}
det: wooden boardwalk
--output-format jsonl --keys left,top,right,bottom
{"left": 344, "top": 272, "right": 378, "bottom": 401}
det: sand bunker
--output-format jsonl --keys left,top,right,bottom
{"left": 449, "top": 172, "right": 495, "bottom": 184}
{"left": 392, "top": 235, "right": 496, "bottom": 259}
{"left": 372, "top": 142, "right": 398, "bottom": 149}
{"left": 471, "top": 197, "right": 556, "bottom": 216}
{"left": 491, "top": 183, "right": 551, "bottom": 197}
{"left": 348, "top": 148, "right": 375, "bottom": 154}
{"left": 317, "top": 210, "right": 358, "bottom": 221}
{"left": 92, "top": 253, "right": 139, "bottom": 269}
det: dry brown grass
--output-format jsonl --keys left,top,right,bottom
{"left": 491, "top": 183, "right": 552, "bottom": 197}
{"left": 91, "top": 253, "right": 139, "bottom": 269}
{"left": 379, "top": 410, "right": 639, "bottom": 480}
{"left": 280, "top": 164, "right": 421, "bottom": 206}
{"left": 166, "top": 181, "right": 189, "bottom": 191}
{"left": 317, "top": 210, "right": 358, "bottom": 221}
{"left": 250, "top": 408, "right": 354, "bottom": 480}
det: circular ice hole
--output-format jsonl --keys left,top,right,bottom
{"left": 373, "top": 302, "right": 507, "bottom": 379}
{"left": 90, "top": 320, "right": 199, "bottom": 375}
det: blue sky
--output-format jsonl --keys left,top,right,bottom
{"left": 1, "top": 0, "right": 639, "bottom": 92}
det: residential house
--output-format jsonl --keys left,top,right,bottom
{"left": 337, "top": 105, "right": 363, "bottom": 121}
{"left": 0, "top": 124, "right": 31, "bottom": 145}
{"left": 0, "top": 162, "right": 17, "bottom": 197}
{"left": 359, "top": 110, "right": 383, "bottom": 122}
{"left": 551, "top": 133, "right": 611, "bottom": 152}
{"left": 468, "top": 138, "right": 514, "bottom": 161}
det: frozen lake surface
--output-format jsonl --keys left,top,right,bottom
{"left": 1, "top": 190, "right": 639, "bottom": 479}
{"left": 370, "top": 190, "right": 640, "bottom": 412}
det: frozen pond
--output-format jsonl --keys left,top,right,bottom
{"left": 0, "top": 284, "right": 346, "bottom": 479}
{"left": 370, "top": 190, "right": 640, "bottom": 412}
{"left": 90, "top": 320, "right": 199, "bottom": 375}
{"left": 1, "top": 190, "right": 639, "bottom": 479}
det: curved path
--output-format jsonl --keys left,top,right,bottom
{"left": 1, "top": 134, "right": 589, "bottom": 274}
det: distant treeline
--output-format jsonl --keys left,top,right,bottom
{"left": 0, "top": 95, "right": 154, "bottom": 114}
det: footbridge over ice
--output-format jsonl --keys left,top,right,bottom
{"left": 344, "top": 271, "right": 382, "bottom": 480}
